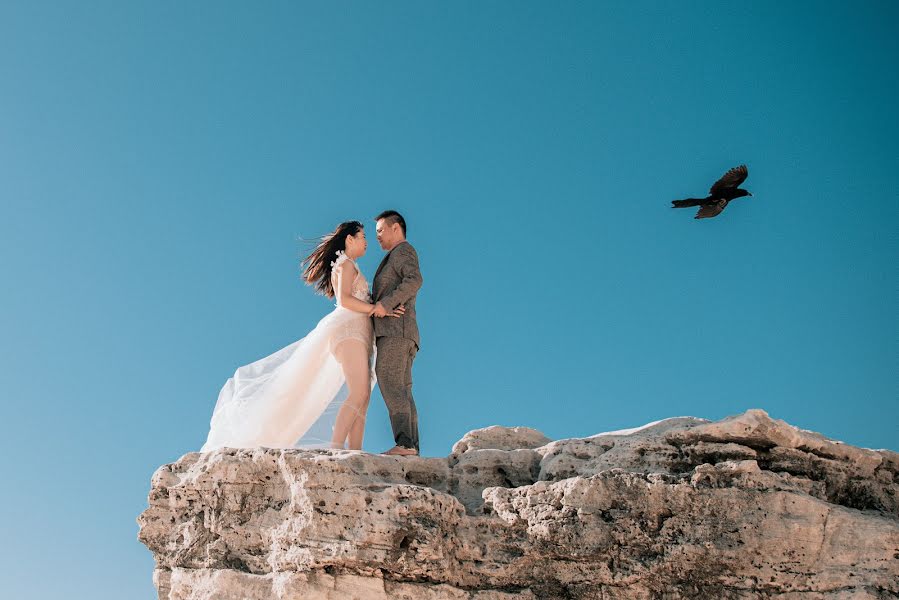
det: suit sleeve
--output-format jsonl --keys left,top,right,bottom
{"left": 379, "top": 245, "right": 423, "bottom": 311}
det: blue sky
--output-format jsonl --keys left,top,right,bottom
{"left": 1, "top": 2, "right": 896, "bottom": 598}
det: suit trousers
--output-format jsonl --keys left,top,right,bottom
{"left": 375, "top": 336, "right": 419, "bottom": 451}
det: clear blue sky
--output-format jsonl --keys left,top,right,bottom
{"left": 1, "top": 2, "right": 896, "bottom": 598}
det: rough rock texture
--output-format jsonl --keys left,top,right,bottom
{"left": 138, "top": 410, "right": 899, "bottom": 599}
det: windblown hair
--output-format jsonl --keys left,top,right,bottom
{"left": 374, "top": 209, "right": 406, "bottom": 236}
{"left": 301, "top": 221, "right": 363, "bottom": 299}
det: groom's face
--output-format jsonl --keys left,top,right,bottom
{"left": 375, "top": 219, "right": 399, "bottom": 250}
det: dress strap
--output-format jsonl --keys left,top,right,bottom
{"left": 330, "top": 250, "right": 358, "bottom": 295}
{"left": 330, "top": 250, "right": 357, "bottom": 272}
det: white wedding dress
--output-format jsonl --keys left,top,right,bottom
{"left": 200, "top": 251, "right": 376, "bottom": 451}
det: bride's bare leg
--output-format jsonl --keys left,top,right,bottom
{"left": 331, "top": 340, "right": 371, "bottom": 450}
{"left": 347, "top": 393, "right": 370, "bottom": 449}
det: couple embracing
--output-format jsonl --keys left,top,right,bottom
{"left": 200, "top": 210, "right": 422, "bottom": 457}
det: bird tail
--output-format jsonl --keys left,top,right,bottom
{"left": 672, "top": 198, "right": 704, "bottom": 208}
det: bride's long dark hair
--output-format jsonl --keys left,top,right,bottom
{"left": 302, "top": 220, "right": 364, "bottom": 299}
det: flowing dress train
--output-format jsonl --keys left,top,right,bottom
{"left": 200, "top": 251, "right": 375, "bottom": 451}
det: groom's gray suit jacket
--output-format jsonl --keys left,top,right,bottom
{"left": 372, "top": 241, "right": 423, "bottom": 348}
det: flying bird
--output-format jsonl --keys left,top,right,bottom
{"left": 672, "top": 165, "right": 752, "bottom": 219}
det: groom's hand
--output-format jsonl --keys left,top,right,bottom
{"left": 389, "top": 304, "right": 406, "bottom": 318}
{"left": 372, "top": 302, "right": 388, "bottom": 318}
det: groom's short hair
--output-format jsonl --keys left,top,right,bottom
{"left": 375, "top": 210, "right": 406, "bottom": 236}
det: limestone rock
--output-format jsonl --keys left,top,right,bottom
{"left": 138, "top": 410, "right": 899, "bottom": 599}
{"left": 451, "top": 426, "right": 552, "bottom": 456}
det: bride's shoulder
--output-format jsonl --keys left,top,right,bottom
{"left": 330, "top": 250, "right": 358, "bottom": 273}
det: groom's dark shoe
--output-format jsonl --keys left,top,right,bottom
{"left": 383, "top": 445, "right": 418, "bottom": 456}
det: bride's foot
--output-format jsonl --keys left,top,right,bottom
{"left": 382, "top": 445, "right": 418, "bottom": 456}
{"left": 328, "top": 441, "right": 346, "bottom": 450}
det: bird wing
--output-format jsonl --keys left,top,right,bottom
{"left": 695, "top": 199, "right": 728, "bottom": 219}
{"left": 709, "top": 165, "right": 748, "bottom": 196}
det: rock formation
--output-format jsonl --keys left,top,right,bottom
{"left": 137, "top": 410, "right": 899, "bottom": 599}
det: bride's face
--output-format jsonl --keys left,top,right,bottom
{"left": 345, "top": 229, "right": 367, "bottom": 259}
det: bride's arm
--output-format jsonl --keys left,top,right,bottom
{"left": 334, "top": 262, "right": 376, "bottom": 315}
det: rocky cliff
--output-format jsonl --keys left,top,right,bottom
{"left": 137, "top": 410, "right": 899, "bottom": 599}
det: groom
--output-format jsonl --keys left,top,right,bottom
{"left": 371, "top": 210, "right": 423, "bottom": 457}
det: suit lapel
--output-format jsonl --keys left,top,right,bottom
{"left": 374, "top": 241, "right": 406, "bottom": 281}
{"left": 374, "top": 253, "right": 390, "bottom": 281}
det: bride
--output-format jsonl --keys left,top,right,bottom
{"left": 200, "top": 220, "right": 404, "bottom": 452}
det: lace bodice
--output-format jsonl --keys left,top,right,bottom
{"left": 330, "top": 251, "right": 371, "bottom": 304}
